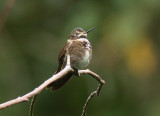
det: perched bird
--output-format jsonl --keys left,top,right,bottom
{"left": 47, "top": 27, "right": 95, "bottom": 90}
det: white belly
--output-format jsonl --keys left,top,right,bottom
{"left": 70, "top": 38, "right": 92, "bottom": 69}
{"left": 77, "top": 50, "right": 91, "bottom": 69}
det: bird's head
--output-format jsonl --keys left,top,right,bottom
{"left": 69, "top": 27, "right": 95, "bottom": 40}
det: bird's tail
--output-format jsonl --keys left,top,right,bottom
{"left": 47, "top": 71, "right": 73, "bottom": 90}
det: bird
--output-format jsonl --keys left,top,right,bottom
{"left": 47, "top": 27, "right": 95, "bottom": 90}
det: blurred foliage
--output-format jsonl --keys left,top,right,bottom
{"left": 0, "top": 0, "right": 160, "bottom": 116}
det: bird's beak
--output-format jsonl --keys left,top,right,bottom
{"left": 86, "top": 27, "right": 95, "bottom": 33}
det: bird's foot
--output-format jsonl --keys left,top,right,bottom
{"left": 73, "top": 68, "right": 80, "bottom": 77}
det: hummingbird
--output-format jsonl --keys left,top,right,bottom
{"left": 47, "top": 27, "right": 95, "bottom": 90}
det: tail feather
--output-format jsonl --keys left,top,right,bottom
{"left": 47, "top": 72, "right": 73, "bottom": 90}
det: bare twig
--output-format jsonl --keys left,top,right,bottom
{"left": 0, "top": 0, "right": 14, "bottom": 32}
{"left": 0, "top": 55, "right": 105, "bottom": 116}
{"left": 29, "top": 95, "right": 38, "bottom": 116}
{"left": 79, "top": 69, "right": 105, "bottom": 116}
{"left": 0, "top": 55, "right": 73, "bottom": 110}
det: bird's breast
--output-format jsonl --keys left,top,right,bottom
{"left": 79, "top": 49, "right": 92, "bottom": 68}
{"left": 69, "top": 38, "right": 92, "bottom": 69}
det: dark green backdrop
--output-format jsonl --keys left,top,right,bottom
{"left": 0, "top": 0, "right": 160, "bottom": 116}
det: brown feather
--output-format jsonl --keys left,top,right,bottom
{"left": 47, "top": 41, "right": 73, "bottom": 90}
{"left": 47, "top": 27, "right": 92, "bottom": 90}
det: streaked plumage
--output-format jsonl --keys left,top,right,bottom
{"left": 47, "top": 27, "right": 94, "bottom": 90}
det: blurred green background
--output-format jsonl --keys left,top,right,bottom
{"left": 0, "top": 0, "right": 160, "bottom": 116}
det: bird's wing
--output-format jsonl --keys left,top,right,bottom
{"left": 47, "top": 41, "right": 73, "bottom": 90}
{"left": 55, "top": 41, "right": 70, "bottom": 74}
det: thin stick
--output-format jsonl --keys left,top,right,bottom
{"left": 0, "top": 57, "right": 105, "bottom": 116}
{"left": 0, "top": 55, "right": 73, "bottom": 110}
{"left": 79, "top": 69, "right": 105, "bottom": 116}
{"left": 0, "top": 0, "right": 14, "bottom": 31}
{"left": 29, "top": 95, "right": 38, "bottom": 116}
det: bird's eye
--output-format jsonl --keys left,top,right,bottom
{"left": 74, "top": 33, "right": 79, "bottom": 36}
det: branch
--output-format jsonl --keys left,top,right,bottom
{"left": 29, "top": 95, "right": 38, "bottom": 116}
{"left": 0, "top": 0, "right": 15, "bottom": 32}
{"left": 79, "top": 69, "right": 105, "bottom": 116}
{"left": 0, "top": 55, "right": 73, "bottom": 110}
{"left": 0, "top": 55, "right": 105, "bottom": 116}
